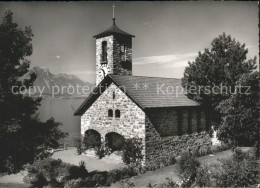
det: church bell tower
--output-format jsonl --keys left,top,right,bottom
{"left": 93, "top": 7, "right": 135, "bottom": 85}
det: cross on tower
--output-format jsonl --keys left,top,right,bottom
{"left": 112, "top": 4, "right": 115, "bottom": 18}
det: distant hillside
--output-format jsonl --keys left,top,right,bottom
{"left": 24, "top": 66, "right": 93, "bottom": 98}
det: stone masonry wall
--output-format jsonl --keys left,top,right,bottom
{"left": 96, "top": 35, "right": 132, "bottom": 85}
{"left": 96, "top": 36, "right": 114, "bottom": 85}
{"left": 81, "top": 83, "right": 145, "bottom": 141}
{"left": 145, "top": 109, "right": 211, "bottom": 164}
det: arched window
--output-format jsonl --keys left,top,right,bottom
{"left": 102, "top": 41, "right": 107, "bottom": 62}
{"left": 112, "top": 92, "right": 115, "bottom": 99}
{"left": 120, "top": 45, "right": 126, "bottom": 61}
{"left": 115, "top": 109, "right": 120, "bottom": 118}
{"left": 108, "top": 109, "right": 113, "bottom": 117}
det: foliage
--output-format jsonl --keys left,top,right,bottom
{"left": 178, "top": 152, "right": 200, "bottom": 180}
{"left": 24, "top": 158, "right": 72, "bottom": 187}
{"left": 64, "top": 178, "right": 82, "bottom": 188}
{"left": 106, "top": 166, "right": 138, "bottom": 185}
{"left": 24, "top": 158, "right": 90, "bottom": 187}
{"left": 214, "top": 148, "right": 259, "bottom": 187}
{"left": 217, "top": 72, "right": 259, "bottom": 148}
{"left": 122, "top": 138, "right": 143, "bottom": 165}
{"left": 74, "top": 137, "right": 83, "bottom": 155}
{"left": 181, "top": 33, "right": 257, "bottom": 125}
{"left": 30, "top": 172, "right": 48, "bottom": 188}
{"left": 145, "top": 155, "right": 176, "bottom": 171}
{"left": 194, "top": 148, "right": 259, "bottom": 187}
{"left": 94, "top": 140, "right": 106, "bottom": 159}
{"left": 194, "top": 165, "right": 213, "bottom": 187}
{"left": 0, "top": 10, "right": 66, "bottom": 173}
{"left": 66, "top": 160, "right": 88, "bottom": 180}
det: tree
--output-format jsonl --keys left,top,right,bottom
{"left": 0, "top": 10, "right": 66, "bottom": 173}
{"left": 181, "top": 33, "right": 257, "bottom": 125}
{"left": 217, "top": 72, "right": 259, "bottom": 148}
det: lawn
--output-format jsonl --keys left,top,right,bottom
{"left": 0, "top": 148, "right": 125, "bottom": 186}
{"left": 0, "top": 149, "right": 232, "bottom": 187}
{"left": 51, "top": 148, "right": 126, "bottom": 172}
{"left": 112, "top": 150, "right": 233, "bottom": 187}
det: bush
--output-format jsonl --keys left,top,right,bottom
{"left": 24, "top": 158, "right": 72, "bottom": 187}
{"left": 64, "top": 178, "right": 82, "bottom": 188}
{"left": 178, "top": 152, "right": 200, "bottom": 180}
{"left": 31, "top": 172, "right": 48, "bottom": 188}
{"left": 24, "top": 158, "right": 89, "bottom": 187}
{"left": 214, "top": 149, "right": 258, "bottom": 187}
{"left": 66, "top": 161, "right": 88, "bottom": 180}
{"left": 195, "top": 165, "right": 213, "bottom": 187}
{"left": 122, "top": 138, "right": 143, "bottom": 165}
{"left": 145, "top": 155, "right": 176, "bottom": 171}
{"left": 106, "top": 166, "right": 138, "bottom": 185}
{"left": 74, "top": 137, "right": 83, "bottom": 155}
{"left": 92, "top": 173, "right": 106, "bottom": 186}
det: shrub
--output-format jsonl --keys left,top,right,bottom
{"left": 31, "top": 172, "right": 48, "bottom": 188}
{"left": 122, "top": 138, "right": 143, "bottom": 165}
{"left": 214, "top": 149, "right": 258, "bottom": 187}
{"left": 24, "top": 158, "right": 72, "bottom": 186}
{"left": 64, "top": 178, "right": 82, "bottom": 188}
{"left": 106, "top": 166, "right": 138, "bottom": 185}
{"left": 66, "top": 161, "right": 88, "bottom": 180}
{"left": 195, "top": 165, "right": 213, "bottom": 187}
{"left": 145, "top": 155, "right": 176, "bottom": 171}
{"left": 74, "top": 137, "right": 83, "bottom": 155}
{"left": 92, "top": 173, "right": 106, "bottom": 186}
{"left": 178, "top": 152, "right": 200, "bottom": 180}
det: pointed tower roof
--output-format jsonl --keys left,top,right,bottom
{"left": 93, "top": 18, "right": 135, "bottom": 39}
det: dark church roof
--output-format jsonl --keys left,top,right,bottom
{"left": 74, "top": 75, "right": 198, "bottom": 116}
{"left": 93, "top": 18, "right": 135, "bottom": 39}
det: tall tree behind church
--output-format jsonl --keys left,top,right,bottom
{"left": 181, "top": 33, "right": 257, "bottom": 126}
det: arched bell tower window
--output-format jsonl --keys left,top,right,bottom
{"left": 102, "top": 41, "right": 107, "bottom": 62}
{"left": 108, "top": 109, "right": 113, "bottom": 117}
{"left": 120, "top": 45, "right": 126, "bottom": 61}
{"left": 115, "top": 109, "right": 120, "bottom": 118}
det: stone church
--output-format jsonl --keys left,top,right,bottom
{"left": 74, "top": 17, "right": 211, "bottom": 164}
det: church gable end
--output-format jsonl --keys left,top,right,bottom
{"left": 81, "top": 83, "right": 145, "bottom": 139}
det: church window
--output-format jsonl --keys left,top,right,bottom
{"left": 197, "top": 109, "right": 201, "bottom": 133}
{"left": 108, "top": 109, "right": 113, "bottom": 117}
{"left": 102, "top": 41, "right": 107, "bottom": 62}
{"left": 188, "top": 109, "right": 192, "bottom": 134}
{"left": 177, "top": 109, "right": 182, "bottom": 136}
{"left": 120, "top": 45, "right": 126, "bottom": 61}
{"left": 113, "top": 92, "right": 115, "bottom": 99}
{"left": 115, "top": 109, "right": 120, "bottom": 118}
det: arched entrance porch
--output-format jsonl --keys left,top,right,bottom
{"left": 84, "top": 129, "right": 101, "bottom": 149}
{"left": 105, "top": 132, "right": 125, "bottom": 152}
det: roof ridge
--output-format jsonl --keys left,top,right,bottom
{"left": 109, "top": 74, "right": 181, "bottom": 80}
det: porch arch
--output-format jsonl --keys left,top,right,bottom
{"left": 84, "top": 129, "right": 101, "bottom": 149}
{"left": 105, "top": 132, "right": 125, "bottom": 152}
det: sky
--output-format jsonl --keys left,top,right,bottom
{"left": 0, "top": 2, "right": 259, "bottom": 84}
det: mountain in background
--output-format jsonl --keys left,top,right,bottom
{"left": 24, "top": 66, "right": 93, "bottom": 98}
